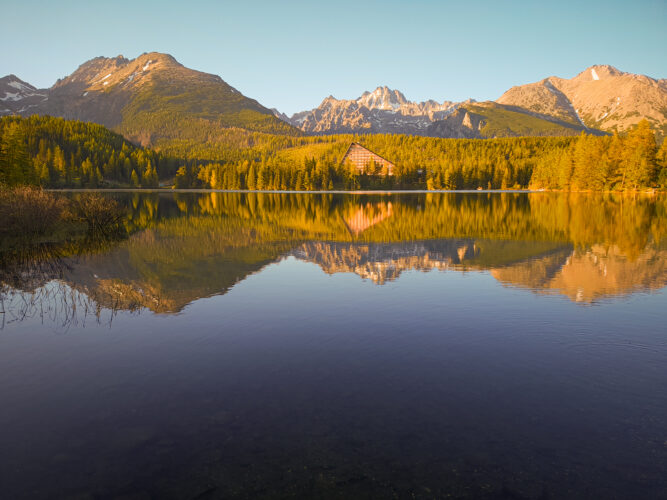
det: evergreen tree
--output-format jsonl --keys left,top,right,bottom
{"left": 0, "top": 122, "right": 33, "bottom": 185}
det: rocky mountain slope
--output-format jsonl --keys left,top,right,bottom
{"left": 3, "top": 59, "right": 664, "bottom": 143}
{"left": 277, "top": 86, "right": 461, "bottom": 135}
{"left": 282, "top": 65, "right": 665, "bottom": 140}
{"left": 281, "top": 86, "right": 594, "bottom": 138}
{"left": 0, "top": 52, "right": 297, "bottom": 147}
{"left": 497, "top": 65, "right": 667, "bottom": 140}
{"left": 0, "top": 75, "right": 48, "bottom": 115}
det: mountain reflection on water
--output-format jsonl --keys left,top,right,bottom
{"left": 1, "top": 192, "right": 666, "bottom": 321}
{"left": 1, "top": 192, "right": 667, "bottom": 500}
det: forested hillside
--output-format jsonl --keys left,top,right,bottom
{"left": 0, "top": 115, "right": 179, "bottom": 187}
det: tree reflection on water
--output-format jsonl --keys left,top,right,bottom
{"left": 1, "top": 192, "right": 665, "bottom": 324}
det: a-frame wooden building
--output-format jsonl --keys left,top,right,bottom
{"left": 340, "top": 143, "right": 395, "bottom": 176}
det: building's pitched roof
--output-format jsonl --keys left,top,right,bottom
{"left": 340, "top": 142, "right": 395, "bottom": 168}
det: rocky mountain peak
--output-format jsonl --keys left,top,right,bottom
{"left": 288, "top": 86, "right": 461, "bottom": 135}
{"left": 497, "top": 65, "right": 666, "bottom": 140}
{"left": 0, "top": 75, "right": 37, "bottom": 93}
{"left": 52, "top": 52, "right": 185, "bottom": 92}
{"left": 357, "top": 86, "right": 409, "bottom": 111}
{"left": 0, "top": 74, "right": 47, "bottom": 115}
{"left": 1, "top": 51, "right": 296, "bottom": 145}
{"left": 577, "top": 64, "right": 624, "bottom": 82}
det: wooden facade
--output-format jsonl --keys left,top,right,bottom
{"left": 340, "top": 143, "right": 395, "bottom": 175}
{"left": 342, "top": 202, "right": 394, "bottom": 235}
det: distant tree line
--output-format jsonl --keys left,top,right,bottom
{"left": 178, "top": 122, "right": 667, "bottom": 190}
{"left": 2, "top": 115, "right": 666, "bottom": 191}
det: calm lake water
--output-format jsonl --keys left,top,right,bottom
{"left": 1, "top": 192, "right": 666, "bottom": 499}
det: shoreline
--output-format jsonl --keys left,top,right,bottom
{"left": 45, "top": 188, "right": 666, "bottom": 195}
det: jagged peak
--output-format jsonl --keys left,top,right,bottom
{"left": 365, "top": 86, "right": 407, "bottom": 100}
{"left": 588, "top": 64, "right": 622, "bottom": 72}
{"left": 70, "top": 55, "right": 129, "bottom": 76}
{"left": 74, "top": 52, "right": 178, "bottom": 73}
{"left": 357, "top": 86, "right": 409, "bottom": 111}
{"left": 51, "top": 51, "right": 189, "bottom": 90}
{"left": 136, "top": 52, "right": 180, "bottom": 65}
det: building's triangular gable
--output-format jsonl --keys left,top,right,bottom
{"left": 340, "top": 142, "right": 395, "bottom": 175}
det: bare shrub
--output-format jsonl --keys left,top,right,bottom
{"left": 66, "top": 194, "right": 126, "bottom": 236}
{"left": 0, "top": 186, "right": 66, "bottom": 237}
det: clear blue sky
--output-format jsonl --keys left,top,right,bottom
{"left": 1, "top": 0, "right": 665, "bottom": 115}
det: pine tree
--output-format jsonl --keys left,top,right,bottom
{"left": 622, "top": 120, "right": 657, "bottom": 189}
{"left": 39, "top": 161, "right": 50, "bottom": 186}
{"left": 657, "top": 140, "right": 667, "bottom": 188}
{"left": 246, "top": 165, "right": 256, "bottom": 190}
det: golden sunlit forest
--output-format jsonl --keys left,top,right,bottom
{"left": 1, "top": 115, "right": 666, "bottom": 191}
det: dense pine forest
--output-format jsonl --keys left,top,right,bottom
{"left": 0, "top": 116, "right": 179, "bottom": 188}
{"left": 1, "top": 115, "right": 666, "bottom": 191}
{"left": 180, "top": 124, "right": 666, "bottom": 190}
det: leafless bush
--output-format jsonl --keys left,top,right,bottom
{"left": 0, "top": 186, "right": 66, "bottom": 237}
{"left": 66, "top": 194, "right": 126, "bottom": 236}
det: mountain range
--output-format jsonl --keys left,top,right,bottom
{"left": 280, "top": 65, "right": 667, "bottom": 140}
{"left": 2, "top": 53, "right": 666, "bottom": 145}
{"left": 275, "top": 87, "right": 592, "bottom": 139}
{"left": 0, "top": 52, "right": 296, "bottom": 148}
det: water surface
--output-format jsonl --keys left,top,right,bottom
{"left": 1, "top": 192, "right": 666, "bottom": 499}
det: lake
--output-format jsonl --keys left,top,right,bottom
{"left": 1, "top": 191, "right": 666, "bottom": 499}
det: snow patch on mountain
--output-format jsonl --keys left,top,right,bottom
{"left": 0, "top": 92, "right": 21, "bottom": 101}
{"left": 8, "top": 81, "right": 32, "bottom": 91}
{"left": 591, "top": 68, "right": 600, "bottom": 81}
{"left": 572, "top": 106, "right": 586, "bottom": 127}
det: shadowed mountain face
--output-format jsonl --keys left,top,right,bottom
{"left": 0, "top": 75, "right": 48, "bottom": 115}
{"left": 0, "top": 52, "right": 297, "bottom": 147}
{"left": 1, "top": 192, "right": 665, "bottom": 321}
